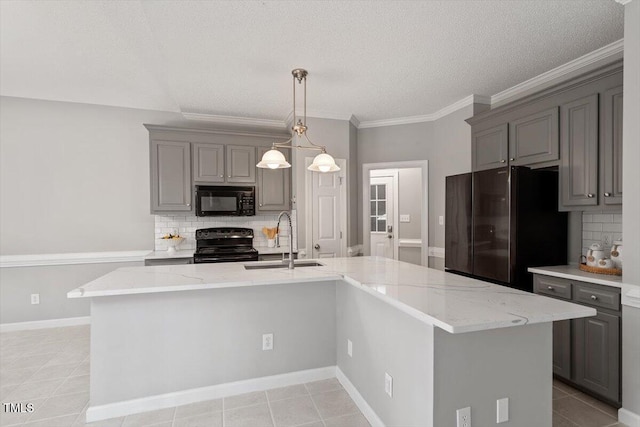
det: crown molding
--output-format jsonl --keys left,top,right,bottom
{"left": 358, "top": 94, "right": 489, "bottom": 129}
{"left": 614, "top": 0, "right": 633, "bottom": 5}
{"left": 491, "top": 38, "right": 624, "bottom": 106}
{"left": 182, "top": 112, "right": 286, "bottom": 129}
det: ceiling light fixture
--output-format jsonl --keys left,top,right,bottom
{"left": 256, "top": 69, "right": 340, "bottom": 173}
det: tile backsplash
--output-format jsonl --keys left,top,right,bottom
{"left": 582, "top": 211, "right": 622, "bottom": 256}
{"left": 154, "top": 214, "right": 296, "bottom": 251}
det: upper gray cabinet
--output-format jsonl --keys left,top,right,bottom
{"left": 150, "top": 140, "right": 192, "bottom": 213}
{"left": 508, "top": 107, "right": 559, "bottom": 166}
{"left": 560, "top": 94, "right": 599, "bottom": 208}
{"left": 226, "top": 145, "right": 256, "bottom": 183}
{"left": 602, "top": 86, "right": 623, "bottom": 205}
{"left": 472, "top": 124, "right": 508, "bottom": 171}
{"left": 193, "top": 143, "right": 224, "bottom": 183}
{"left": 256, "top": 147, "right": 291, "bottom": 213}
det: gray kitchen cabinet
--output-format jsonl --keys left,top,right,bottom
{"left": 508, "top": 107, "right": 559, "bottom": 166}
{"left": 193, "top": 143, "right": 224, "bottom": 183}
{"left": 560, "top": 94, "right": 599, "bottom": 208}
{"left": 150, "top": 140, "right": 192, "bottom": 213}
{"left": 533, "top": 274, "right": 621, "bottom": 405}
{"left": 226, "top": 145, "right": 256, "bottom": 183}
{"left": 472, "top": 124, "right": 508, "bottom": 171}
{"left": 602, "top": 86, "right": 623, "bottom": 205}
{"left": 256, "top": 147, "right": 291, "bottom": 212}
{"left": 573, "top": 310, "right": 620, "bottom": 403}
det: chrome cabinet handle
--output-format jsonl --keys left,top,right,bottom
{"left": 509, "top": 158, "right": 515, "bottom": 161}
{"left": 547, "top": 286, "right": 554, "bottom": 291}
{"left": 219, "top": 175, "right": 223, "bottom": 178}
{"left": 259, "top": 203, "right": 262, "bottom": 207}
{"left": 591, "top": 295, "right": 598, "bottom": 300}
{"left": 186, "top": 203, "right": 191, "bottom": 207}
{"left": 500, "top": 159, "right": 506, "bottom": 163}
{"left": 587, "top": 194, "right": 595, "bottom": 198}
{"left": 314, "top": 244, "right": 320, "bottom": 250}
{"left": 604, "top": 192, "right": 611, "bottom": 197}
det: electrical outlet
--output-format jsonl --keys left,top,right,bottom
{"left": 30, "top": 294, "right": 40, "bottom": 305}
{"left": 384, "top": 372, "right": 393, "bottom": 397}
{"left": 262, "top": 333, "right": 273, "bottom": 351}
{"left": 439, "top": 215, "right": 444, "bottom": 225}
{"left": 497, "top": 398, "right": 509, "bottom": 423}
{"left": 400, "top": 214, "right": 411, "bottom": 223}
{"left": 456, "top": 407, "right": 471, "bottom": 427}
{"left": 347, "top": 339, "right": 353, "bottom": 357}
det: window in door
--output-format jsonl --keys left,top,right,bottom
{"left": 370, "top": 184, "right": 387, "bottom": 232}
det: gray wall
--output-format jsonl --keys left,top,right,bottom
{"left": 358, "top": 104, "right": 477, "bottom": 269}
{"left": 91, "top": 281, "right": 337, "bottom": 405}
{"left": 0, "top": 261, "right": 140, "bottom": 324}
{"left": 621, "top": 0, "right": 640, "bottom": 417}
{"left": 0, "top": 96, "right": 184, "bottom": 324}
{"left": 397, "top": 168, "right": 422, "bottom": 265}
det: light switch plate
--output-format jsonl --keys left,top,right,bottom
{"left": 496, "top": 398, "right": 509, "bottom": 423}
{"left": 400, "top": 214, "right": 411, "bottom": 223}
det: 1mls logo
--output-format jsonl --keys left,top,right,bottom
{"left": 2, "top": 402, "right": 34, "bottom": 413}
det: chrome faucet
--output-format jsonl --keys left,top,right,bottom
{"left": 276, "top": 211, "right": 295, "bottom": 270}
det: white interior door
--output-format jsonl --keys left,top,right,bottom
{"left": 312, "top": 171, "right": 342, "bottom": 258}
{"left": 370, "top": 176, "right": 395, "bottom": 258}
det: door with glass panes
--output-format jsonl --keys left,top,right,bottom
{"left": 370, "top": 176, "right": 395, "bottom": 258}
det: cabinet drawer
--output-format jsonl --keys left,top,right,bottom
{"left": 574, "top": 283, "right": 620, "bottom": 311}
{"left": 533, "top": 275, "right": 572, "bottom": 300}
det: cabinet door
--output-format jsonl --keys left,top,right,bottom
{"left": 560, "top": 94, "right": 599, "bottom": 207}
{"left": 472, "top": 124, "right": 508, "bottom": 171}
{"left": 226, "top": 145, "right": 256, "bottom": 183}
{"left": 150, "top": 140, "right": 192, "bottom": 213}
{"left": 573, "top": 311, "right": 620, "bottom": 403}
{"left": 193, "top": 143, "right": 224, "bottom": 183}
{"left": 553, "top": 320, "right": 572, "bottom": 380}
{"left": 509, "top": 107, "right": 559, "bottom": 166}
{"left": 602, "top": 86, "right": 623, "bottom": 205}
{"left": 256, "top": 147, "right": 291, "bottom": 213}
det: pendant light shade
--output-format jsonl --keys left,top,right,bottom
{"left": 308, "top": 152, "right": 340, "bottom": 172}
{"left": 256, "top": 148, "right": 291, "bottom": 169}
{"left": 256, "top": 69, "right": 340, "bottom": 173}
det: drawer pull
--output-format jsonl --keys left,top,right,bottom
{"left": 591, "top": 295, "right": 598, "bottom": 301}
{"left": 547, "top": 286, "right": 554, "bottom": 291}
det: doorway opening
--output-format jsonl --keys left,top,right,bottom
{"left": 363, "top": 161, "right": 429, "bottom": 266}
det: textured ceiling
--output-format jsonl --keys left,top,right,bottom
{"left": 0, "top": 1, "right": 624, "bottom": 122}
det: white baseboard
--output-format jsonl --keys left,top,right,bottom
{"left": 86, "top": 365, "right": 336, "bottom": 423}
{"left": 336, "top": 367, "right": 385, "bottom": 427}
{"left": 619, "top": 407, "right": 640, "bottom": 427}
{"left": 0, "top": 316, "right": 90, "bottom": 333}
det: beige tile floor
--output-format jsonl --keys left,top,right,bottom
{"left": 0, "top": 325, "right": 630, "bottom": 427}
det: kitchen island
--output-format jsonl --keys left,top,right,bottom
{"left": 69, "top": 257, "right": 595, "bottom": 426}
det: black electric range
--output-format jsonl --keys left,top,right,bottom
{"left": 193, "top": 227, "right": 259, "bottom": 264}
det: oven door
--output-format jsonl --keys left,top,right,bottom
{"left": 196, "top": 190, "right": 241, "bottom": 216}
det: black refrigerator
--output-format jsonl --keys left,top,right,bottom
{"left": 445, "top": 166, "right": 567, "bottom": 292}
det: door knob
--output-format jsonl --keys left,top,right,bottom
{"left": 387, "top": 235, "right": 393, "bottom": 239}
{"left": 314, "top": 244, "right": 320, "bottom": 250}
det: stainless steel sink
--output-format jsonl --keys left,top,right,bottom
{"left": 243, "top": 261, "right": 324, "bottom": 270}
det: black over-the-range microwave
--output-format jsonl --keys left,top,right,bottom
{"left": 195, "top": 185, "right": 255, "bottom": 216}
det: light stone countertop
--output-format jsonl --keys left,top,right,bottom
{"left": 68, "top": 256, "right": 595, "bottom": 334}
{"left": 144, "top": 249, "right": 194, "bottom": 260}
{"left": 528, "top": 265, "right": 623, "bottom": 289}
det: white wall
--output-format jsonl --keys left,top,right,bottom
{"left": 621, "top": 0, "right": 640, "bottom": 420}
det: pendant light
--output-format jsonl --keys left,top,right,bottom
{"left": 256, "top": 69, "right": 340, "bottom": 173}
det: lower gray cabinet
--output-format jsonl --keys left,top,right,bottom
{"left": 533, "top": 274, "right": 621, "bottom": 405}
{"left": 256, "top": 147, "right": 291, "bottom": 213}
{"left": 573, "top": 311, "right": 620, "bottom": 403}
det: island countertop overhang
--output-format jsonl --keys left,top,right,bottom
{"left": 68, "top": 257, "right": 596, "bottom": 334}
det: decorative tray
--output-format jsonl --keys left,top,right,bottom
{"left": 578, "top": 263, "right": 622, "bottom": 276}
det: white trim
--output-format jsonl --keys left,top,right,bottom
{"left": 363, "top": 161, "right": 429, "bottom": 267}
{"left": 618, "top": 407, "right": 640, "bottom": 426}
{"left": 491, "top": 39, "right": 624, "bottom": 106}
{"left": 0, "top": 316, "right": 90, "bottom": 333}
{"left": 622, "top": 286, "right": 640, "bottom": 309}
{"left": 284, "top": 109, "right": 361, "bottom": 129}
{"left": 358, "top": 95, "right": 489, "bottom": 129}
{"left": 398, "top": 239, "right": 422, "bottom": 248}
{"left": 181, "top": 112, "right": 286, "bottom": 129}
{"left": 336, "top": 367, "right": 385, "bottom": 427}
{"left": 86, "top": 366, "right": 335, "bottom": 423}
{"left": 614, "top": 0, "right": 633, "bottom": 5}
{"left": 428, "top": 247, "right": 445, "bottom": 259}
{"left": 0, "top": 251, "right": 150, "bottom": 268}
{"left": 349, "top": 114, "right": 361, "bottom": 128}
